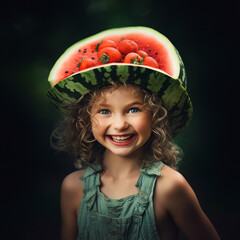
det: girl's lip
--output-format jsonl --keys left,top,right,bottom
{"left": 108, "top": 134, "right": 133, "bottom": 137}
{"left": 106, "top": 134, "right": 137, "bottom": 146}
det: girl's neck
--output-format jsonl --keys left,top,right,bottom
{"left": 102, "top": 150, "right": 142, "bottom": 179}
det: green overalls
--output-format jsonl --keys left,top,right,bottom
{"left": 77, "top": 161, "right": 164, "bottom": 240}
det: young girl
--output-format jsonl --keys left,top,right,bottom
{"left": 48, "top": 27, "right": 220, "bottom": 240}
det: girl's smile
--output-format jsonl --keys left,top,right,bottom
{"left": 90, "top": 85, "right": 152, "bottom": 157}
{"left": 106, "top": 134, "right": 137, "bottom": 146}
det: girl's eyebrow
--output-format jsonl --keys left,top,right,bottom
{"left": 125, "top": 101, "right": 144, "bottom": 107}
{"left": 97, "top": 101, "right": 143, "bottom": 108}
{"left": 97, "top": 103, "right": 111, "bottom": 108}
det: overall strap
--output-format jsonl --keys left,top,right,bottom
{"left": 134, "top": 161, "right": 165, "bottom": 216}
{"left": 80, "top": 164, "right": 102, "bottom": 211}
{"left": 139, "top": 161, "right": 164, "bottom": 196}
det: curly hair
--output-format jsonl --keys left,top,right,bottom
{"left": 50, "top": 83, "right": 182, "bottom": 170}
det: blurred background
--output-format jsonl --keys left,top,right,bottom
{"left": 2, "top": 0, "right": 238, "bottom": 239}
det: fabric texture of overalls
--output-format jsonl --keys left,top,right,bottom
{"left": 77, "top": 161, "right": 165, "bottom": 240}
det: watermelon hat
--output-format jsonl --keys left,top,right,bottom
{"left": 47, "top": 26, "right": 192, "bottom": 137}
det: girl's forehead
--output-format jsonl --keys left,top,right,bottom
{"left": 89, "top": 85, "right": 151, "bottom": 116}
{"left": 90, "top": 85, "right": 145, "bottom": 109}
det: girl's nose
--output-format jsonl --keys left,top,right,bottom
{"left": 112, "top": 114, "right": 129, "bottom": 131}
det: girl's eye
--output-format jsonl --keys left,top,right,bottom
{"left": 128, "top": 108, "right": 140, "bottom": 113}
{"left": 99, "top": 109, "right": 111, "bottom": 114}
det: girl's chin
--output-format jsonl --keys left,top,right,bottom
{"left": 106, "top": 150, "right": 139, "bottom": 158}
{"left": 104, "top": 145, "right": 145, "bottom": 159}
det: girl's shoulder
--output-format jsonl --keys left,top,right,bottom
{"left": 63, "top": 169, "right": 85, "bottom": 179}
{"left": 155, "top": 165, "right": 194, "bottom": 204}
{"left": 61, "top": 170, "right": 85, "bottom": 199}
{"left": 60, "top": 170, "right": 86, "bottom": 237}
{"left": 154, "top": 167, "right": 221, "bottom": 239}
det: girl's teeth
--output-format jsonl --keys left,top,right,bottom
{"left": 111, "top": 135, "right": 132, "bottom": 142}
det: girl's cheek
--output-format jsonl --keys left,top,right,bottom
{"left": 91, "top": 116, "right": 100, "bottom": 129}
{"left": 135, "top": 114, "right": 152, "bottom": 128}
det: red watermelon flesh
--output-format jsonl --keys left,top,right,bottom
{"left": 49, "top": 28, "right": 179, "bottom": 87}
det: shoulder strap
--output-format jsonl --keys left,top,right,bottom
{"left": 134, "top": 161, "right": 165, "bottom": 216}
{"left": 141, "top": 161, "right": 165, "bottom": 177}
{"left": 80, "top": 164, "right": 101, "bottom": 211}
{"left": 80, "top": 163, "right": 102, "bottom": 180}
{"left": 138, "top": 161, "right": 164, "bottom": 194}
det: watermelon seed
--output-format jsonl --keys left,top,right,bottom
{"left": 148, "top": 49, "right": 151, "bottom": 52}
{"left": 78, "top": 49, "right": 81, "bottom": 52}
{"left": 155, "top": 52, "right": 158, "bottom": 55}
{"left": 72, "top": 72, "right": 75, "bottom": 74}
{"left": 65, "top": 71, "right": 69, "bottom": 73}
{"left": 83, "top": 50, "right": 87, "bottom": 53}
{"left": 92, "top": 57, "right": 95, "bottom": 60}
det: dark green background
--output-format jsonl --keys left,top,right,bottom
{"left": 3, "top": 0, "right": 238, "bottom": 239}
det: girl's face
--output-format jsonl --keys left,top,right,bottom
{"left": 90, "top": 85, "right": 152, "bottom": 158}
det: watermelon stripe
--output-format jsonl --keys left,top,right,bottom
{"left": 168, "top": 92, "right": 186, "bottom": 115}
{"left": 128, "top": 66, "right": 144, "bottom": 86}
{"left": 170, "top": 97, "right": 192, "bottom": 136}
{"left": 155, "top": 77, "right": 171, "bottom": 97}
{"left": 178, "top": 63, "right": 187, "bottom": 88}
{"left": 108, "top": 65, "right": 118, "bottom": 83}
{"left": 174, "top": 47, "right": 186, "bottom": 88}
{"left": 169, "top": 92, "right": 191, "bottom": 119}
{"left": 70, "top": 74, "right": 94, "bottom": 90}
{"left": 93, "top": 68, "right": 109, "bottom": 86}
{"left": 47, "top": 91, "right": 61, "bottom": 106}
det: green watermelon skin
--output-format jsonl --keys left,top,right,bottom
{"left": 174, "top": 47, "right": 187, "bottom": 89}
{"left": 47, "top": 64, "right": 192, "bottom": 137}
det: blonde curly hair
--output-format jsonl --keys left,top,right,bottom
{"left": 50, "top": 83, "right": 182, "bottom": 170}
